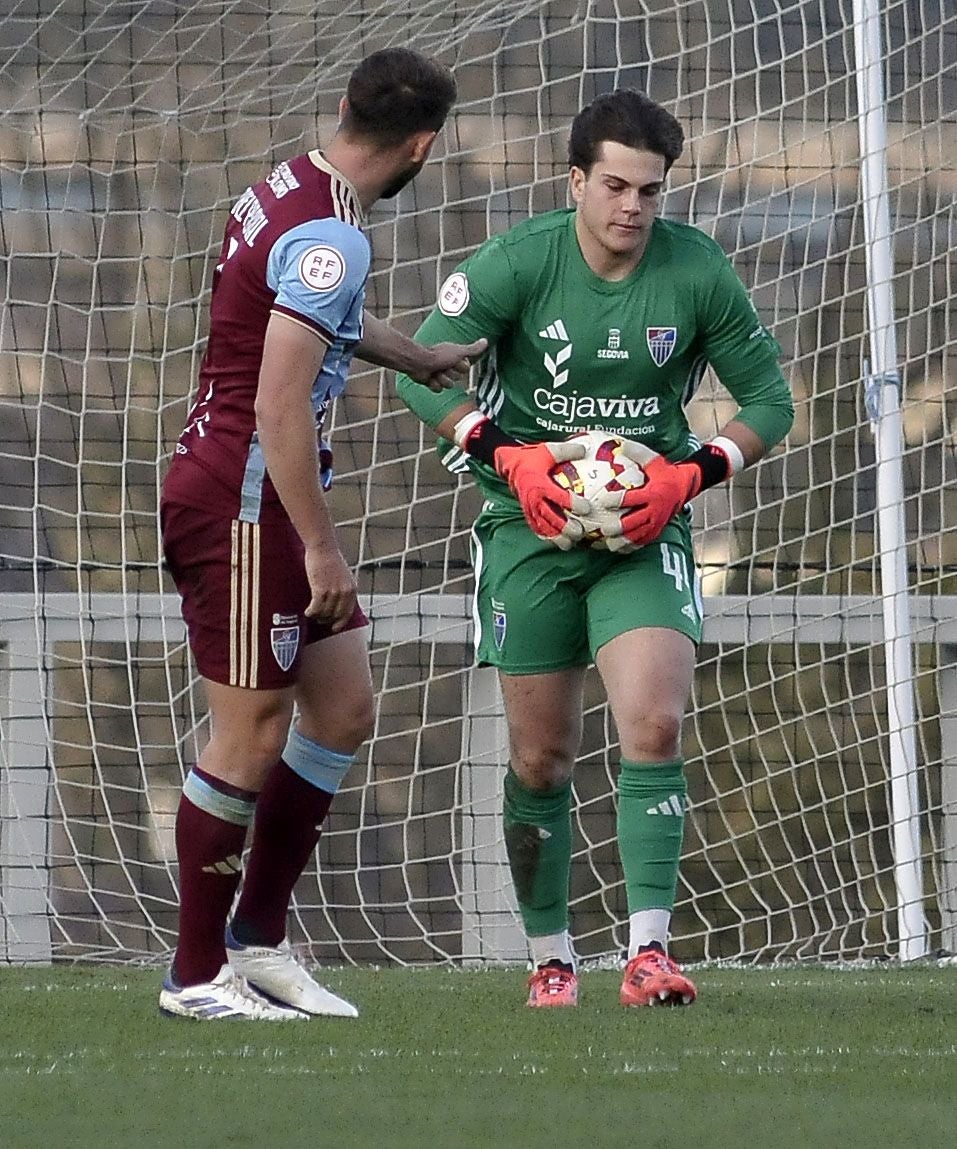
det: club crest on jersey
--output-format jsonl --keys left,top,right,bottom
{"left": 270, "top": 625, "right": 300, "bottom": 672}
{"left": 646, "top": 326, "right": 677, "bottom": 367}
{"left": 438, "top": 272, "right": 470, "bottom": 316}
{"left": 491, "top": 598, "right": 507, "bottom": 651}
{"left": 298, "top": 245, "right": 346, "bottom": 292}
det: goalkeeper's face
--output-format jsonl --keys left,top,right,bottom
{"left": 570, "top": 142, "right": 665, "bottom": 262}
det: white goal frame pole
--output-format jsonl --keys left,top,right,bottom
{"left": 853, "top": 0, "right": 927, "bottom": 960}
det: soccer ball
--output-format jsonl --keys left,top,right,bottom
{"left": 550, "top": 430, "right": 654, "bottom": 548}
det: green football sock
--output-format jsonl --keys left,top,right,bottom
{"left": 502, "top": 768, "right": 573, "bottom": 938}
{"left": 617, "top": 758, "right": 687, "bottom": 913}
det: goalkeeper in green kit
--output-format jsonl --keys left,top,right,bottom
{"left": 396, "top": 89, "right": 793, "bottom": 1007}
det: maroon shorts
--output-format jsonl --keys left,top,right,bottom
{"left": 161, "top": 501, "right": 368, "bottom": 690}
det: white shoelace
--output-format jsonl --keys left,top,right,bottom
{"left": 219, "top": 970, "right": 287, "bottom": 1018}
{"left": 271, "top": 940, "right": 311, "bottom": 979}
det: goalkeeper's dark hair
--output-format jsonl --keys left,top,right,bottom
{"left": 569, "top": 89, "right": 684, "bottom": 174}
{"left": 341, "top": 49, "right": 457, "bottom": 147}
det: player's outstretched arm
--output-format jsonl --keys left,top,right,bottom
{"left": 594, "top": 422, "right": 764, "bottom": 551}
{"left": 356, "top": 311, "right": 487, "bottom": 392}
{"left": 438, "top": 407, "right": 592, "bottom": 550}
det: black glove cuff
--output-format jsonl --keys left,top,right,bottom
{"left": 684, "top": 443, "right": 733, "bottom": 492}
{"left": 462, "top": 418, "right": 522, "bottom": 468}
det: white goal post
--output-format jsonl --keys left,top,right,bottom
{"left": 1, "top": 0, "right": 955, "bottom": 966}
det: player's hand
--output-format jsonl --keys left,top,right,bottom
{"left": 319, "top": 438, "right": 334, "bottom": 491}
{"left": 406, "top": 339, "right": 489, "bottom": 393}
{"left": 303, "top": 544, "right": 357, "bottom": 632}
{"left": 593, "top": 449, "right": 702, "bottom": 550}
{"left": 493, "top": 440, "right": 591, "bottom": 549}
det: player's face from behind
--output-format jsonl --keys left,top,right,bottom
{"left": 569, "top": 141, "right": 665, "bottom": 271}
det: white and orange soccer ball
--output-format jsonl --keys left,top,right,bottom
{"left": 550, "top": 429, "right": 659, "bottom": 549}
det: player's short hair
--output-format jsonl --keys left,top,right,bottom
{"left": 341, "top": 48, "right": 457, "bottom": 147}
{"left": 568, "top": 89, "right": 684, "bottom": 174}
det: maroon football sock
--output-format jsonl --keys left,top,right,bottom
{"left": 231, "top": 759, "right": 335, "bottom": 947}
{"left": 172, "top": 784, "right": 253, "bottom": 986}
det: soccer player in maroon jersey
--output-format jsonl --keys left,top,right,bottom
{"left": 159, "top": 49, "right": 485, "bottom": 1019}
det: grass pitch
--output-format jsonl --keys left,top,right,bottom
{"left": 0, "top": 965, "right": 953, "bottom": 1149}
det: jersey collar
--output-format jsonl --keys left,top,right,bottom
{"left": 308, "top": 150, "right": 365, "bottom": 225}
{"left": 568, "top": 211, "right": 658, "bottom": 292}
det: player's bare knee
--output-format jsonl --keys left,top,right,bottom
{"left": 347, "top": 684, "right": 376, "bottom": 744}
{"left": 623, "top": 712, "right": 683, "bottom": 761}
{"left": 331, "top": 694, "right": 375, "bottom": 753}
{"left": 239, "top": 710, "right": 291, "bottom": 768}
{"left": 298, "top": 689, "right": 374, "bottom": 755}
{"left": 205, "top": 689, "right": 292, "bottom": 767}
{"left": 510, "top": 746, "right": 575, "bottom": 791}
{"left": 238, "top": 697, "right": 294, "bottom": 764}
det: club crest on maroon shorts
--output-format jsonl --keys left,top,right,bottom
{"left": 271, "top": 625, "right": 300, "bottom": 672}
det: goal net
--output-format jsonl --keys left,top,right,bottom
{"left": 1, "top": 0, "right": 954, "bottom": 965}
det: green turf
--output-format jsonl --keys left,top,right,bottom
{"left": 0, "top": 965, "right": 954, "bottom": 1149}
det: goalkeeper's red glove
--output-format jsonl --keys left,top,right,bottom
{"left": 594, "top": 440, "right": 736, "bottom": 551}
{"left": 453, "top": 413, "right": 590, "bottom": 550}
{"left": 493, "top": 440, "right": 593, "bottom": 548}
{"left": 611, "top": 455, "right": 702, "bottom": 548}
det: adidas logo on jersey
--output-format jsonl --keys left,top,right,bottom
{"left": 538, "top": 319, "right": 569, "bottom": 341}
{"left": 646, "top": 795, "right": 686, "bottom": 817}
{"left": 538, "top": 319, "right": 573, "bottom": 388}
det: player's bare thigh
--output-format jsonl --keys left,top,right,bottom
{"left": 197, "top": 677, "right": 296, "bottom": 791}
{"left": 498, "top": 667, "right": 586, "bottom": 789}
{"left": 595, "top": 627, "right": 696, "bottom": 762}
{"left": 295, "top": 627, "right": 375, "bottom": 755}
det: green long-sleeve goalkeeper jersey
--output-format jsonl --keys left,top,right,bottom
{"left": 396, "top": 209, "right": 794, "bottom": 506}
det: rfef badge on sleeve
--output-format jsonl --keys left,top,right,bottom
{"left": 438, "top": 272, "right": 469, "bottom": 316}
{"left": 298, "top": 246, "right": 346, "bottom": 292}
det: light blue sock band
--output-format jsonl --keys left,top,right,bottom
{"left": 283, "top": 728, "right": 355, "bottom": 795}
{"left": 183, "top": 770, "right": 256, "bottom": 827}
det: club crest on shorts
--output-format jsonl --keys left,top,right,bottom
{"left": 270, "top": 625, "right": 300, "bottom": 672}
{"left": 491, "top": 598, "right": 507, "bottom": 651}
{"left": 646, "top": 326, "right": 677, "bottom": 366}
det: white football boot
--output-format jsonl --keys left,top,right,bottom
{"left": 226, "top": 925, "right": 359, "bottom": 1018}
{"left": 159, "top": 964, "right": 306, "bottom": 1020}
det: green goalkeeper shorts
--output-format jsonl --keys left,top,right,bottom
{"left": 470, "top": 503, "right": 703, "bottom": 674}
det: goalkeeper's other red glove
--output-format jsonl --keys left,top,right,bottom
{"left": 594, "top": 440, "right": 734, "bottom": 551}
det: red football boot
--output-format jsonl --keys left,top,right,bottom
{"left": 526, "top": 962, "right": 578, "bottom": 1007}
{"left": 620, "top": 946, "right": 696, "bottom": 1007}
